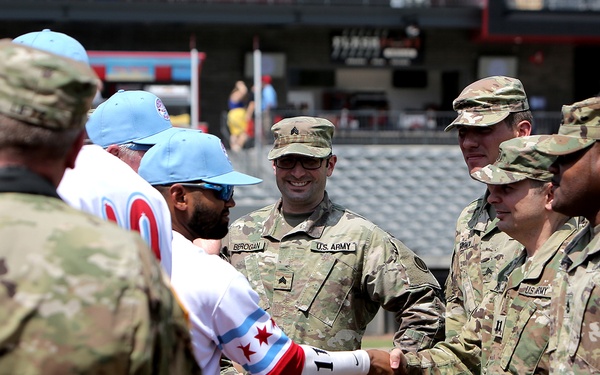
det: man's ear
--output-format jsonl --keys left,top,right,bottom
{"left": 544, "top": 182, "right": 554, "bottom": 211}
{"left": 106, "top": 144, "right": 120, "bottom": 158}
{"left": 65, "top": 130, "right": 86, "bottom": 169}
{"left": 515, "top": 120, "right": 532, "bottom": 137}
{"left": 170, "top": 184, "right": 188, "bottom": 211}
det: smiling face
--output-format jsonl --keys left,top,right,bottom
{"left": 487, "top": 179, "right": 551, "bottom": 241}
{"left": 457, "top": 122, "right": 521, "bottom": 174}
{"left": 274, "top": 154, "right": 337, "bottom": 214}
{"left": 549, "top": 142, "right": 600, "bottom": 225}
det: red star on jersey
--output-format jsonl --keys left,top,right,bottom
{"left": 271, "top": 318, "right": 277, "bottom": 328}
{"left": 238, "top": 343, "right": 256, "bottom": 361}
{"left": 255, "top": 325, "right": 273, "bottom": 346}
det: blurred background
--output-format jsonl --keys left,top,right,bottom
{"left": 3, "top": 0, "right": 600, "bottom": 335}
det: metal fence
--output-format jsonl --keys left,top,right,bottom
{"left": 221, "top": 109, "right": 563, "bottom": 147}
{"left": 11, "top": 0, "right": 482, "bottom": 6}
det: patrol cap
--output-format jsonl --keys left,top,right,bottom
{"left": 0, "top": 39, "right": 98, "bottom": 131}
{"left": 268, "top": 116, "right": 334, "bottom": 160}
{"left": 445, "top": 76, "right": 530, "bottom": 132}
{"left": 12, "top": 29, "right": 89, "bottom": 65}
{"left": 471, "top": 135, "right": 555, "bottom": 184}
{"left": 534, "top": 96, "right": 600, "bottom": 156}
{"left": 86, "top": 89, "right": 180, "bottom": 148}
{"left": 139, "top": 129, "right": 262, "bottom": 186}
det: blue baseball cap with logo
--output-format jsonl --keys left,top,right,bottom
{"left": 12, "top": 29, "right": 89, "bottom": 65}
{"left": 86, "top": 89, "right": 181, "bottom": 148}
{"left": 138, "top": 129, "right": 262, "bottom": 186}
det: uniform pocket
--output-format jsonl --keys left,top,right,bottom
{"left": 567, "top": 273, "right": 600, "bottom": 372}
{"left": 499, "top": 298, "right": 551, "bottom": 374}
{"left": 295, "top": 252, "right": 355, "bottom": 327}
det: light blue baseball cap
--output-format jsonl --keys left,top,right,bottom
{"left": 12, "top": 29, "right": 89, "bottom": 65}
{"left": 86, "top": 89, "right": 180, "bottom": 148}
{"left": 139, "top": 129, "right": 262, "bottom": 186}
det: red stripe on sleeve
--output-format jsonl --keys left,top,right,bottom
{"left": 267, "top": 341, "right": 305, "bottom": 375}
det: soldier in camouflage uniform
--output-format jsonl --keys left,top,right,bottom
{"left": 443, "top": 76, "right": 533, "bottom": 340}
{"left": 223, "top": 116, "right": 445, "bottom": 353}
{"left": 533, "top": 97, "right": 600, "bottom": 374}
{"left": 391, "top": 135, "right": 584, "bottom": 374}
{"left": 0, "top": 40, "right": 200, "bottom": 374}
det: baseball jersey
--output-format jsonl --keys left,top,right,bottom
{"left": 403, "top": 217, "right": 582, "bottom": 374}
{"left": 58, "top": 144, "right": 173, "bottom": 275}
{"left": 224, "top": 193, "right": 445, "bottom": 352}
{"left": 169, "top": 231, "right": 373, "bottom": 375}
{"left": 548, "top": 223, "right": 600, "bottom": 374}
{"left": 0, "top": 167, "right": 200, "bottom": 374}
{"left": 444, "top": 191, "right": 523, "bottom": 339}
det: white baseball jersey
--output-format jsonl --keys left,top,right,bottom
{"left": 170, "top": 231, "right": 372, "bottom": 375}
{"left": 58, "top": 144, "right": 173, "bottom": 275}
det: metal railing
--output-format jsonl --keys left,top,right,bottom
{"left": 5, "top": 0, "right": 483, "bottom": 6}
{"left": 221, "top": 109, "right": 563, "bottom": 147}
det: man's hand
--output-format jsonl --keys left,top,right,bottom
{"left": 366, "top": 349, "right": 394, "bottom": 375}
{"left": 389, "top": 348, "right": 408, "bottom": 374}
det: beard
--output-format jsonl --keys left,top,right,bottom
{"left": 189, "top": 202, "right": 229, "bottom": 240}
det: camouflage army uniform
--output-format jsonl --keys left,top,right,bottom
{"left": 444, "top": 76, "right": 531, "bottom": 339}
{"left": 224, "top": 192, "right": 445, "bottom": 352}
{"left": 0, "top": 168, "right": 201, "bottom": 374}
{"left": 533, "top": 97, "right": 600, "bottom": 374}
{"left": 404, "top": 218, "right": 582, "bottom": 374}
{"left": 445, "top": 197, "right": 523, "bottom": 339}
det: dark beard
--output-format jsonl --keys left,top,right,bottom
{"left": 189, "top": 202, "right": 229, "bottom": 240}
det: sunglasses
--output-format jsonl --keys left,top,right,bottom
{"left": 179, "top": 182, "right": 234, "bottom": 202}
{"left": 274, "top": 156, "right": 330, "bottom": 170}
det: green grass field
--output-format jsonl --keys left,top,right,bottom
{"left": 361, "top": 334, "right": 394, "bottom": 349}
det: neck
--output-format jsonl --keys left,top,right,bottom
{"left": 516, "top": 215, "right": 568, "bottom": 257}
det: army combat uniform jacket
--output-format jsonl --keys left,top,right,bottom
{"left": 548, "top": 223, "right": 600, "bottom": 374}
{"left": 0, "top": 167, "right": 200, "bottom": 375}
{"left": 445, "top": 192, "right": 523, "bottom": 339}
{"left": 224, "top": 192, "right": 445, "bottom": 352}
{"left": 405, "top": 217, "right": 582, "bottom": 375}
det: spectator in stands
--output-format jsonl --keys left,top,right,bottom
{"left": 226, "top": 80, "right": 251, "bottom": 152}
{"left": 439, "top": 76, "right": 533, "bottom": 341}
{"left": 223, "top": 116, "right": 445, "bottom": 354}
{"left": 534, "top": 96, "right": 600, "bottom": 373}
{"left": 0, "top": 39, "right": 200, "bottom": 375}
{"left": 260, "top": 74, "right": 278, "bottom": 136}
{"left": 138, "top": 128, "right": 397, "bottom": 375}
{"left": 390, "top": 135, "right": 584, "bottom": 373}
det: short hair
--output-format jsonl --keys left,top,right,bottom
{"left": 504, "top": 110, "right": 533, "bottom": 130}
{"left": 0, "top": 114, "right": 81, "bottom": 160}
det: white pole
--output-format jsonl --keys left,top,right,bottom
{"left": 253, "top": 48, "right": 262, "bottom": 150}
{"left": 191, "top": 48, "right": 199, "bottom": 130}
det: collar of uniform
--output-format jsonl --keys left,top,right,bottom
{"left": 264, "top": 192, "right": 332, "bottom": 240}
{"left": 0, "top": 166, "right": 60, "bottom": 199}
{"left": 565, "top": 222, "right": 600, "bottom": 272}
{"left": 506, "top": 217, "right": 580, "bottom": 289}
{"left": 468, "top": 189, "right": 494, "bottom": 233}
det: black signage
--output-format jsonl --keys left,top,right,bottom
{"left": 330, "top": 28, "right": 424, "bottom": 67}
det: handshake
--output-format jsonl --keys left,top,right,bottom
{"left": 366, "top": 348, "right": 407, "bottom": 375}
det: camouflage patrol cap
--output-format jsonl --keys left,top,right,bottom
{"left": 471, "top": 135, "right": 555, "bottom": 184}
{"left": 0, "top": 39, "right": 98, "bottom": 130}
{"left": 268, "top": 116, "right": 334, "bottom": 160}
{"left": 534, "top": 96, "right": 600, "bottom": 156}
{"left": 445, "top": 76, "right": 530, "bottom": 132}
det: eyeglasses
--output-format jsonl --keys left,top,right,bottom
{"left": 123, "top": 143, "right": 153, "bottom": 152}
{"left": 179, "top": 182, "right": 234, "bottom": 202}
{"left": 274, "top": 156, "right": 330, "bottom": 170}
